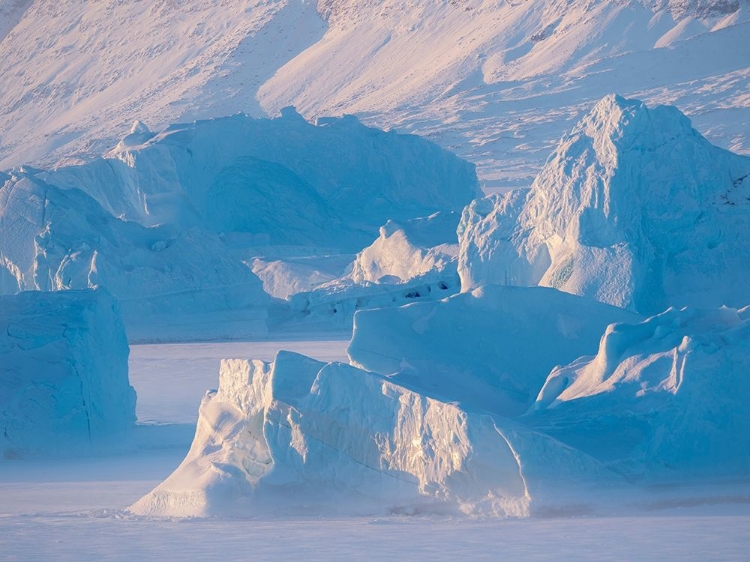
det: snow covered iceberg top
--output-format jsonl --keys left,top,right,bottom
{"left": 529, "top": 304, "right": 750, "bottom": 479}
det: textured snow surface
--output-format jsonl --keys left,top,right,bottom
{"left": 0, "top": 1, "right": 747, "bottom": 189}
{"left": 459, "top": 95, "right": 750, "bottom": 314}
{"left": 0, "top": 289, "right": 135, "bottom": 457}
{"left": 0, "top": 173, "right": 270, "bottom": 342}
{"left": 530, "top": 305, "right": 750, "bottom": 480}
{"left": 42, "top": 111, "right": 479, "bottom": 251}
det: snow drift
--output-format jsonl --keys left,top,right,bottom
{"left": 529, "top": 305, "right": 750, "bottom": 480}
{"left": 0, "top": 173, "right": 269, "bottom": 341}
{"left": 43, "top": 111, "right": 480, "bottom": 252}
{"left": 130, "top": 351, "right": 612, "bottom": 518}
{"left": 348, "top": 285, "right": 640, "bottom": 417}
{"left": 0, "top": 289, "right": 136, "bottom": 458}
{"left": 459, "top": 95, "right": 750, "bottom": 315}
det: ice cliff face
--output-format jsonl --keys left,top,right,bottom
{"left": 459, "top": 95, "right": 750, "bottom": 314}
{"left": 0, "top": 289, "right": 135, "bottom": 457}
{"left": 530, "top": 305, "right": 750, "bottom": 479}
{"left": 130, "top": 350, "right": 612, "bottom": 518}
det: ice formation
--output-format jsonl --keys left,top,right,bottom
{"left": 1, "top": 109, "right": 478, "bottom": 338}
{"left": 348, "top": 212, "right": 460, "bottom": 284}
{"left": 459, "top": 95, "right": 750, "bottom": 314}
{"left": 0, "top": 173, "right": 269, "bottom": 341}
{"left": 43, "top": 111, "right": 479, "bottom": 252}
{"left": 348, "top": 285, "right": 639, "bottom": 417}
{"left": 529, "top": 305, "right": 750, "bottom": 480}
{"left": 289, "top": 211, "right": 462, "bottom": 325}
{"left": 130, "top": 351, "right": 612, "bottom": 518}
{"left": 0, "top": 289, "right": 136, "bottom": 457}
{"left": 289, "top": 271, "right": 460, "bottom": 327}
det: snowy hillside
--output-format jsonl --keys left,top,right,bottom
{"left": 0, "top": 0, "right": 747, "bottom": 189}
{"left": 459, "top": 95, "right": 750, "bottom": 315}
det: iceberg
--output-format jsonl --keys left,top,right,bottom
{"left": 287, "top": 211, "right": 462, "bottom": 326}
{"left": 348, "top": 285, "right": 640, "bottom": 417}
{"left": 0, "top": 173, "right": 269, "bottom": 341}
{"left": 459, "top": 95, "right": 750, "bottom": 314}
{"left": 130, "top": 351, "right": 612, "bottom": 518}
{"left": 43, "top": 111, "right": 480, "bottom": 252}
{"left": 529, "top": 305, "right": 750, "bottom": 480}
{"left": 0, "top": 289, "right": 136, "bottom": 458}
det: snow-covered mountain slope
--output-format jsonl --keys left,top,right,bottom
{"left": 0, "top": 0, "right": 326, "bottom": 168}
{"left": 529, "top": 305, "right": 750, "bottom": 480}
{"left": 41, "top": 111, "right": 478, "bottom": 251}
{"left": 130, "top": 350, "right": 614, "bottom": 518}
{"left": 459, "top": 95, "right": 750, "bottom": 315}
{"left": 0, "top": 289, "right": 135, "bottom": 457}
{"left": 348, "top": 285, "right": 639, "bottom": 417}
{"left": 0, "top": 173, "right": 270, "bottom": 342}
{"left": 0, "top": 1, "right": 746, "bottom": 189}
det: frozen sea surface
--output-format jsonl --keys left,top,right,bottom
{"left": 1, "top": 339, "right": 749, "bottom": 561}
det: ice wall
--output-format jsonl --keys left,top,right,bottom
{"left": 0, "top": 289, "right": 136, "bottom": 457}
{"left": 348, "top": 285, "right": 640, "bottom": 417}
